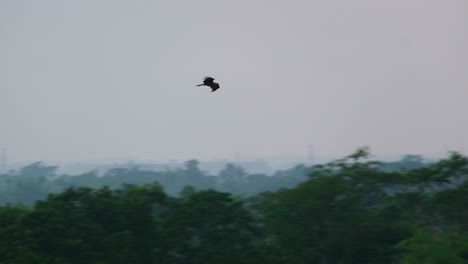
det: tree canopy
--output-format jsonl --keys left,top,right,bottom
{"left": 2, "top": 150, "right": 468, "bottom": 263}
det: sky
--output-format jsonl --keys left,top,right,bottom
{"left": 1, "top": 0, "right": 467, "bottom": 164}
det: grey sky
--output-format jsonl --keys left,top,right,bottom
{"left": 1, "top": 0, "right": 467, "bottom": 163}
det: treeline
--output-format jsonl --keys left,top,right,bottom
{"left": 0, "top": 159, "right": 311, "bottom": 206}
{"left": 0, "top": 154, "right": 427, "bottom": 206}
{"left": 1, "top": 149, "right": 468, "bottom": 263}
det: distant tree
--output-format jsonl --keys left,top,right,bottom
{"left": 180, "top": 185, "right": 196, "bottom": 198}
{"left": 219, "top": 163, "right": 247, "bottom": 193}
{"left": 184, "top": 160, "right": 204, "bottom": 178}
{"left": 2, "top": 162, "right": 58, "bottom": 204}
{"left": 18, "top": 162, "right": 58, "bottom": 179}
{"left": 220, "top": 163, "right": 247, "bottom": 182}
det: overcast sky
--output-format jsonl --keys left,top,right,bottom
{"left": 1, "top": 0, "right": 467, "bottom": 163}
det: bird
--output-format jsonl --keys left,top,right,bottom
{"left": 196, "top": 76, "right": 220, "bottom": 92}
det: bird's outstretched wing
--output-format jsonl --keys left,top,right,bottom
{"left": 210, "top": 82, "right": 220, "bottom": 92}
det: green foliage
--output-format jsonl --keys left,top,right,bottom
{"left": 159, "top": 190, "right": 264, "bottom": 264}
{"left": 396, "top": 230, "right": 467, "bottom": 264}
{"left": 1, "top": 150, "right": 468, "bottom": 263}
{"left": 0, "top": 206, "right": 29, "bottom": 262}
{"left": 258, "top": 149, "right": 412, "bottom": 264}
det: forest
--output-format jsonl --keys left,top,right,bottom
{"left": 1, "top": 148, "right": 468, "bottom": 264}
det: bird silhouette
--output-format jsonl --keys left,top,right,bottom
{"left": 196, "top": 76, "right": 220, "bottom": 92}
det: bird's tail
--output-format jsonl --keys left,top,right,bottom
{"left": 196, "top": 84, "right": 204, "bottom": 87}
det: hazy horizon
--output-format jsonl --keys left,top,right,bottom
{"left": 2, "top": 1, "right": 467, "bottom": 164}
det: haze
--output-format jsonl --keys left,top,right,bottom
{"left": 1, "top": 0, "right": 467, "bottom": 164}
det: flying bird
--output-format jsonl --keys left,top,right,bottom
{"left": 196, "top": 76, "right": 220, "bottom": 92}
